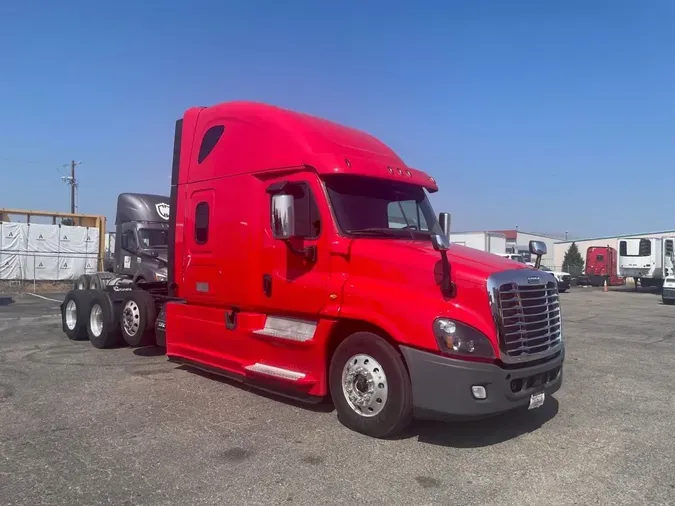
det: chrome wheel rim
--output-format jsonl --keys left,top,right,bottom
{"left": 122, "top": 300, "right": 140, "bottom": 337}
{"left": 65, "top": 300, "right": 77, "bottom": 330}
{"left": 341, "top": 354, "right": 388, "bottom": 417}
{"left": 90, "top": 304, "right": 103, "bottom": 337}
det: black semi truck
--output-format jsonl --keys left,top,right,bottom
{"left": 75, "top": 193, "right": 170, "bottom": 290}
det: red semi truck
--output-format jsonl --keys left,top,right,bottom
{"left": 577, "top": 246, "right": 624, "bottom": 287}
{"left": 60, "top": 101, "right": 565, "bottom": 438}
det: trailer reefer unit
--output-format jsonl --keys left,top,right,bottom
{"left": 619, "top": 237, "right": 675, "bottom": 289}
{"left": 60, "top": 101, "right": 565, "bottom": 438}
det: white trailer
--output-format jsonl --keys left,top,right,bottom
{"left": 449, "top": 231, "right": 506, "bottom": 255}
{"left": 618, "top": 236, "right": 675, "bottom": 288}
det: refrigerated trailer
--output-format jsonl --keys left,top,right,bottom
{"left": 448, "top": 231, "right": 507, "bottom": 255}
{"left": 60, "top": 101, "right": 565, "bottom": 438}
{"left": 618, "top": 237, "right": 675, "bottom": 289}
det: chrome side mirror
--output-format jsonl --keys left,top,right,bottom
{"left": 431, "top": 234, "right": 450, "bottom": 252}
{"left": 271, "top": 194, "right": 295, "bottom": 239}
{"left": 438, "top": 212, "right": 451, "bottom": 237}
{"left": 529, "top": 240, "right": 547, "bottom": 256}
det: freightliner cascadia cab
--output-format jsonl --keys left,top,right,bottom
{"left": 162, "top": 101, "right": 565, "bottom": 437}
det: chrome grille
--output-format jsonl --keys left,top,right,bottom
{"left": 496, "top": 280, "right": 562, "bottom": 360}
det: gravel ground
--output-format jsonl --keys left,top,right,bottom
{"left": 0, "top": 288, "right": 674, "bottom": 505}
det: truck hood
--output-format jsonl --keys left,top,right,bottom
{"left": 349, "top": 239, "right": 529, "bottom": 286}
{"left": 342, "top": 239, "right": 532, "bottom": 351}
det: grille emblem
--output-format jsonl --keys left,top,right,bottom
{"left": 527, "top": 276, "right": 540, "bottom": 284}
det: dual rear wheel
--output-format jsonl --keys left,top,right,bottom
{"left": 61, "top": 289, "right": 157, "bottom": 349}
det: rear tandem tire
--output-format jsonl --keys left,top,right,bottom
{"left": 61, "top": 290, "right": 92, "bottom": 341}
{"left": 86, "top": 291, "right": 123, "bottom": 349}
{"left": 329, "top": 332, "right": 413, "bottom": 439}
{"left": 74, "top": 274, "right": 91, "bottom": 291}
{"left": 120, "top": 290, "right": 157, "bottom": 347}
{"left": 89, "top": 272, "right": 115, "bottom": 290}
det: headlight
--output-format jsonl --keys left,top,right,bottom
{"left": 432, "top": 318, "right": 495, "bottom": 359}
{"left": 154, "top": 272, "right": 167, "bottom": 281}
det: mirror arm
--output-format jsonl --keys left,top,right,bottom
{"left": 534, "top": 255, "right": 542, "bottom": 270}
{"left": 439, "top": 251, "right": 456, "bottom": 298}
{"left": 285, "top": 242, "right": 317, "bottom": 263}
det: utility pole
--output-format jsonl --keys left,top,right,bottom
{"left": 61, "top": 160, "right": 81, "bottom": 213}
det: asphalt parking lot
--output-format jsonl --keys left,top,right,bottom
{"left": 1, "top": 288, "right": 674, "bottom": 506}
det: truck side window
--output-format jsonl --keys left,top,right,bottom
{"left": 198, "top": 125, "right": 225, "bottom": 164}
{"left": 387, "top": 200, "right": 429, "bottom": 230}
{"left": 619, "top": 241, "right": 627, "bottom": 256}
{"left": 121, "top": 230, "right": 137, "bottom": 251}
{"left": 195, "top": 202, "right": 209, "bottom": 244}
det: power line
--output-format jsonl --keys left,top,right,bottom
{"left": 61, "top": 160, "right": 81, "bottom": 213}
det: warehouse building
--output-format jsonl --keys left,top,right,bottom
{"left": 553, "top": 229, "right": 675, "bottom": 272}
{"left": 489, "top": 230, "right": 563, "bottom": 267}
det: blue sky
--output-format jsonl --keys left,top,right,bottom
{"left": 1, "top": 0, "right": 674, "bottom": 237}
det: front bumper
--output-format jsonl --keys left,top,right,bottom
{"left": 400, "top": 346, "right": 564, "bottom": 420}
{"left": 557, "top": 281, "right": 571, "bottom": 291}
{"left": 662, "top": 287, "right": 675, "bottom": 300}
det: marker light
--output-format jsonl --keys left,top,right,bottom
{"left": 471, "top": 385, "right": 487, "bottom": 400}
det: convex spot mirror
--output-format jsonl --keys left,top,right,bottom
{"left": 438, "top": 212, "right": 450, "bottom": 237}
{"left": 271, "top": 194, "right": 295, "bottom": 239}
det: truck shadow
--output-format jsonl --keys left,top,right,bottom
{"left": 164, "top": 359, "right": 559, "bottom": 447}
{"left": 176, "top": 364, "right": 336, "bottom": 414}
{"left": 133, "top": 346, "right": 167, "bottom": 358}
{"left": 401, "top": 397, "right": 560, "bottom": 448}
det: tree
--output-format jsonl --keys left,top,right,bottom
{"left": 61, "top": 218, "right": 75, "bottom": 226}
{"left": 562, "top": 242, "right": 584, "bottom": 275}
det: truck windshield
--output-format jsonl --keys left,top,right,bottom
{"left": 324, "top": 175, "right": 442, "bottom": 239}
{"left": 138, "top": 229, "right": 168, "bottom": 248}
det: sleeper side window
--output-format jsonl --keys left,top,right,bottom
{"left": 195, "top": 202, "right": 209, "bottom": 244}
{"left": 198, "top": 125, "right": 225, "bottom": 164}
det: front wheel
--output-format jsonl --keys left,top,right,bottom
{"left": 329, "top": 332, "right": 413, "bottom": 438}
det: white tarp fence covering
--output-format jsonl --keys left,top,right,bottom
{"left": 0, "top": 223, "right": 100, "bottom": 280}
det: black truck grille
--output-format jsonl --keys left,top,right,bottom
{"left": 496, "top": 281, "right": 562, "bottom": 360}
{"left": 561, "top": 275, "right": 571, "bottom": 283}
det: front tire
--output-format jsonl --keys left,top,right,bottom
{"left": 329, "top": 332, "right": 413, "bottom": 438}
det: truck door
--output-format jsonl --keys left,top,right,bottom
{"left": 181, "top": 188, "right": 219, "bottom": 303}
{"left": 260, "top": 173, "right": 332, "bottom": 317}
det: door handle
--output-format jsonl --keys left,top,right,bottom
{"left": 263, "top": 274, "right": 272, "bottom": 297}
